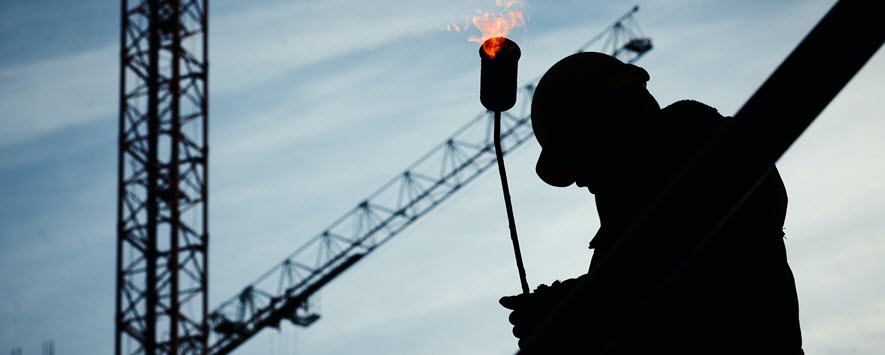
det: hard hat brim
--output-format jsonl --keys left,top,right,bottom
{"left": 535, "top": 148, "right": 577, "bottom": 187}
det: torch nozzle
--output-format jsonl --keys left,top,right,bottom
{"left": 480, "top": 38, "right": 521, "bottom": 112}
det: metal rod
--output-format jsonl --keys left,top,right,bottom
{"left": 145, "top": 1, "right": 161, "bottom": 352}
{"left": 493, "top": 110, "right": 530, "bottom": 295}
{"left": 114, "top": 1, "right": 128, "bottom": 354}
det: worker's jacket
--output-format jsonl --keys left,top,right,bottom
{"left": 521, "top": 100, "right": 804, "bottom": 354}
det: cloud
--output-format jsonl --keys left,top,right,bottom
{"left": 0, "top": 46, "right": 116, "bottom": 146}
{"left": 210, "top": 0, "right": 492, "bottom": 93}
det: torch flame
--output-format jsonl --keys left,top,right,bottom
{"left": 448, "top": 0, "right": 527, "bottom": 59}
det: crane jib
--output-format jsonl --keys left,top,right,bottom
{"left": 207, "top": 7, "right": 653, "bottom": 353}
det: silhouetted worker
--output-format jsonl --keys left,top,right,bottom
{"left": 500, "top": 52, "right": 803, "bottom": 354}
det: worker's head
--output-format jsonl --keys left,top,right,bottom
{"left": 531, "top": 52, "right": 660, "bottom": 192}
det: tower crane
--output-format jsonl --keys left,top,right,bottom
{"left": 206, "top": 6, "right": 652, "bottom": 354}
{"left": 116, "top": 0, "right": 209, "bottom": 354}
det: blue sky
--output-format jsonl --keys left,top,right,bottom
{"left": 1, "top": 0, "right": 883, "bottom": 354}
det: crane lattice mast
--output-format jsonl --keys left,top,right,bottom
{"left": 206, "top": 7, "right": 650, "bottom": 354}
{"left": 116, "top": 0, "right": 209, "bottom": 354}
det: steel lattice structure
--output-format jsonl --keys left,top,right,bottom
{"left": 116, "top": 0, "right": 209, "bottom": 354}
{"left": 578, "top": 6, "right": 652, "bottom": 61}
{"left": 206, "top": 7, "right": 650, "bottom": 354}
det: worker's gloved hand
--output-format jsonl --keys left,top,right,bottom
{"left": 499, "top": 276, "right": 585, "bottom": 350}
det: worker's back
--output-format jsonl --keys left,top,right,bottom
{"left": 621, "top": 100, "right": 800, "bottom": 354}
{"left": 513, "top": 100, "right": 803, "bottom": 354}
{"left": 506, "top": 52, "right": 803, "bottom": 354}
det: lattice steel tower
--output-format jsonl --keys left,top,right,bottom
{"left": 116, "top": 0, "right": 209, "bottom": 354}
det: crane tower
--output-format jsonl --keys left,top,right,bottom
{"left": 116, "top": 0, "right": 209, "bottom": 354}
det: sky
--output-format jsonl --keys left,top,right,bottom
{"left": 1, "top": 0, "right": 883, "bottom": 354}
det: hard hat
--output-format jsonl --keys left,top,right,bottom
{"left": 531, "top": 52, "right": 650, "bottom": 187}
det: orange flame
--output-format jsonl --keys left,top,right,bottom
{"left": 448, "top": 0, "right": 527, "bottom": 59}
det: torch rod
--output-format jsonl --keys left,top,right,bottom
{"left": 493, "top": 110, "right": 531, "bottom": 295}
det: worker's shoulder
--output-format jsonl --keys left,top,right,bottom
{"left": 659, "top": 100, "right": 728, "bottom": 135}
{"left": 661, "top": 99, "right": 726, "bottom": 121}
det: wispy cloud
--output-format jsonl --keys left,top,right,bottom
{"left": 0, "top": 46, "right": 116, "bottom": 146}
{"left": 210, "top": 0, "right": 486, "bottom": 93}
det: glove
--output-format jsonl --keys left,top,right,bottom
{"left": 499, "top": 276, "right": 585, "bottom": 349}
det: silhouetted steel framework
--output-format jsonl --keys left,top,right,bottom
{"left": 116, "top": 0, "right": 209, "bottom": 354}
{"left": 578, "top": 6, "right": 651, "bottom": 62}
{"left": 206, "top": 7, "right": 651, "bottom": 354}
